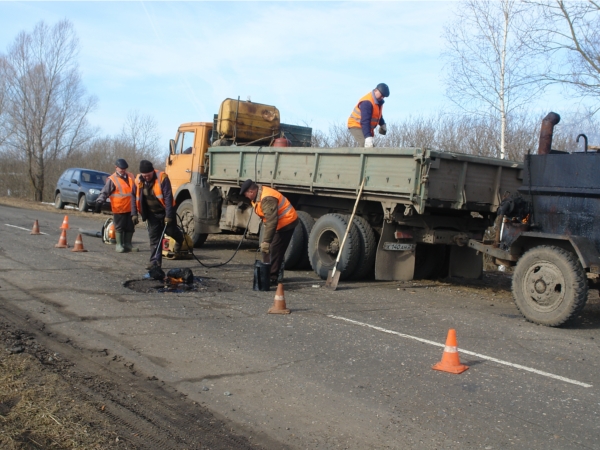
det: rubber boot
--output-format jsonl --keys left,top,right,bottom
{"left": 115, "top": 232, "right": 126, "bottom": 253}
{"left": 123, "top": 232, "right": 139, "bottom": 252}
{"left": 173, "top": 241, "right": 182, "bottom": 254}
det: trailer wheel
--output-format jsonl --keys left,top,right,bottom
{"left": 308, "top": 213, "right": 360, "bottom": 280}
{"left": 287, "top": 211, "right": 315, "bottom": 270}
{"left": 351, "top": 216, "right": 377, "bottom": 279}
{"left": 177, "top": 199, "right": 208, "bottom": 248}
{"left": 512, "top": 245, "right": 587, "bottom": 326}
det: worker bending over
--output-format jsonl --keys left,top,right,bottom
{"left": 240, "top": 179, "right": 298, "bottom": 284}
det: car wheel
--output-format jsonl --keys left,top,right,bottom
{"left": 55, "top": 192, "right": 65, "bottom": 209}
{"left": 78, "top": 195, "right": 88, "bottom": 212}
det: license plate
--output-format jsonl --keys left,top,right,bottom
{"left": 383, "top": 242, "right": 415, "bottom": 251}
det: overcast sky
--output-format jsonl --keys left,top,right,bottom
{"left": 0, "top": 1, "right": 586, "bottom": 145}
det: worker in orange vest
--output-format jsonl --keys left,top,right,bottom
{"left": 95, "top": 158, "right": 138, "bottom": 253}
{"left": 132, "top": 160, "right": 184, "bottom": 270}
{"left": 240, "top": 179, "right": 299, "bottom": 284}
{"left": 347, "top": 83, "right": 389, "bottom": 147}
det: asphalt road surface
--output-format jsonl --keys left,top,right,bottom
{"left": 1, "top": 203, "right": 600, "bottom": 449}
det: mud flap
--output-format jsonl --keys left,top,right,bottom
{"left": 374, "top": 221, "right": 415, "bottom": 281}
{"left": 194, "top": 181, "right": 222, "bottom": 235}
{"left": 448, "top": 245, "right": 483, "bottom": 279}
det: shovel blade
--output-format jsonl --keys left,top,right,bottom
{"left": 325, "top": 269, "right": 341, "bottom": 290}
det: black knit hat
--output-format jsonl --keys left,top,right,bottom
{"left": 139, "top": 160, "right": 154, "bottom": 173}
{"left": 240, "top": 179, "right": 254, "bottom": 195}
{"left": 115, "top": 158, "right": 128, "bottom": 169}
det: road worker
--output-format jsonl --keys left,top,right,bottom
{"left": 132, "top": 160, "right": 184, "bottom": 270}
{"left": 347, "top": 83, "right": 389, "bottom": 147}
{"left": 95, "top": 159, "right": 138, "bottom": 253}
{"left": 240, "top": 179, "right": 299, "bottom": 284}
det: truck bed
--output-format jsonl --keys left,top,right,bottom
{"left": 208, "top": 146, "right": 523, "bottom": 214}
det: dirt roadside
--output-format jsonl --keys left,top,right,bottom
{"left": 0, "top": 304, "right": 282, "bottom": 450}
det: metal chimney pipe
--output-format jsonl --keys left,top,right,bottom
{"left": 537, "top": 112, "right": 561, "bottom": 155}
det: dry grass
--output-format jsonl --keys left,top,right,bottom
{"left": 0, "top": 352, "right": 117, "bottom": 449}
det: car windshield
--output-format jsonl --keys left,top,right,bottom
{"left": 81, "top": 171, "right": 107, "bottom": 185}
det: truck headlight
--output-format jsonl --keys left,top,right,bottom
{"left": 89, "top": 188, "right": 101, "bottom": 195}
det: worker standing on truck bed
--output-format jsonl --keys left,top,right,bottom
{"left": 347, "top": 83, "right": 389, "bottom": 147}
{"left": 132, "top": 160, "right": 184, "bottom": 270}
{"left": 95, "top": 159, "right": 138, "bottom": 253}
{"left": 240, "top": 179, "right": 299, "bottom": 284}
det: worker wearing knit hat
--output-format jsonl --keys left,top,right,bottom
{"left": 132, "top": 160, "right": 184, "bottom": 270}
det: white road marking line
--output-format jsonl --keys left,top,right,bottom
{"left": 327, "top": 315, "right": 593, "bottom": 388}
{"left": 5, "top": 224, "right": 48, "bottom": 235}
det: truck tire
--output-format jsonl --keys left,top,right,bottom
{"left": 308, "top": 213, "right": 360, "bottom": 280}
{"left": 351, "top": 216, "right": 377, "bottom": 279}
{"left": 177, "top": 199, "right": 208, "bottom": 248}
{"left": 512, "top": 245, "right": 588, "bottom": 326}
{"left": 54, "top": 192, "right": 65, "bottom": 209}
{"left": 292, "top": 211, "right": 315, "bottom": 270}
{"left": 78, "top": 195, "right": 88, "bottom": 212}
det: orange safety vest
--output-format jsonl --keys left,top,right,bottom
{"left": 108, "top": 172, "right": 134, "bottom": 213}
{"left": 253, "top": 186, "right": 298, "bottom": 230}
{"left": 135, "top": 170, "right": 174, "bottom": 212}
{"left": 347, "top": 91, "right": 383, "bottom": 137}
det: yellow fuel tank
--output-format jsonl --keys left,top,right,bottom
{"left": 217, "top": 99, "right": 280, "bottom": 143}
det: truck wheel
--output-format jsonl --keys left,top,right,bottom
{"left": 78, "top": 195, "right": 88, "bottom": 212}
{"left": 292, "top": 211, "right": 315, "bottom": 270}
{"left": 177, "top": 199, "right": 208, "bottom": 248}
{"left": 512, "top": 245, "right": 588, "bottom": 326}
{"left": 351, "top": 216, "right": 377, "bottom": 279}
{"left": 54, "top": 192, "right": 65, "bottom": 209}
{"left": 308, "top": 213, "right": 360, "bottom": 280}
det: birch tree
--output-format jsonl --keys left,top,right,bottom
{"left": 1, "top": 20, "right": 97, "bottom": 201}
{"left": 530, "top": 1, "right": 600, "bottom": 106}
{"left": 442, "top": 0, "right": 545, "bottom": 159}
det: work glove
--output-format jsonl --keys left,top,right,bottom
{"left": 94, "top": 202, "right": 102, "bottom": 214}
{"left": 131, "top": 215, "right": 139, "bottom": 226}
{"left": 164, "top": 217, "right": 173, "bottom": 224}
{"left": 379, "top": 124, "right": 387, "bottom": 135}
{"left": 260, "top": 242, "right": 270, "bottom": 254}
{"left": 364, "top": 137, "right": 374, "bottom": 148}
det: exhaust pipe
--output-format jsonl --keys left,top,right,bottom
{"left": 537, "top": 112, "right": 561, "bottom": 155}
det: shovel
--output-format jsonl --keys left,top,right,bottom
{"left": 325, "top": 177, "right": 366, "bottom": 290}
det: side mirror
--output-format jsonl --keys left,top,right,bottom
{"left": 169, "top": 139, "right": 176, "bottom": 155}
{"left": 71, "top": 179, "right": 78, "bottom": 185}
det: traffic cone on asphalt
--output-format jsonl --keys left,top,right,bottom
{"left": 432, "top": 329, "right": 468, "bottom": 374}
{"left": 55, "top": 229, "right": 68, "bottom": 248}
{"left": 71, "top": 234, "right": 88, "bottom": 252}
{"left": 268, "top": 283, "right": 290, "bottom": 315}
{"left": 30, "top": 220, "right": 41, "bottom": 235}
{"left": 60, "top": 215, "right": 70, "bottom": 230}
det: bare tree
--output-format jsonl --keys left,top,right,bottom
{"left": 119, "top": 110, "right": 162, "bottom": 162}
{"left": 1, "top": 20, "right": 97, "bottom": 201}
{"left": 528, "top": 1, "right": 600, "bottom": 106}
{"left": 442, "top": 0, "right": 545, "bottom": 159}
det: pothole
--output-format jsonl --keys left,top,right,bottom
{"left": 124, "top": 277, "right": 234, "bottom": 294}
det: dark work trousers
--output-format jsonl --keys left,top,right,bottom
{"left": 147, "top": 213, "right": 184, "bottom": 265}
{"left": 113, "top": 212, "right": 134, "bottom": 232}
{"left": 269, "top": 227, "right": 295, "bottom": 280}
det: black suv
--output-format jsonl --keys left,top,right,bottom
{"left": 54, "top": 168, "right": 110, "bottom": 212}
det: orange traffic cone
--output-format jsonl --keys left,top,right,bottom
{"left": 432, "top": 329, "right": 469, "bottom": 374}
{"left": 55, "top": 229, "right": 68, "bottom": 248}
{"left": 71, "top": 234, "right": 88, "bottom": 252}
{"left": 268, "top": 283, "right": 290, "bottom": 315}
{"left": 30, "top": 220, "right": 41, "bottom": 235}
{"left": 60, "top": 215, "right": 70, "bottom": 230}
